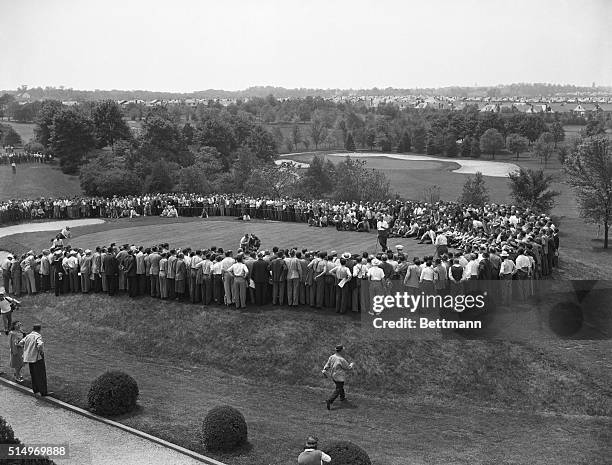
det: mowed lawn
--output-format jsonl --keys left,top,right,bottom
{"left": 1, "top": 121, "right": 36, "bottom": 143}
{"left": 0, "top": 163, "right": 82, "bottom": 199}
{"left": 1, "top": 217, "right": 610, "bottom": 464}
{"left": 4, "top": 292, "right": 610, "bottom": 465}
{"left": 0, "top": 216, "right": 434, "bottom": 259}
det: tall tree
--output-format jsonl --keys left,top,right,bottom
{"left": 533, "top": 132, "right": 555, "bottom": 166}
{"left": 310, "top": 117, "right": 325, "bottom": 149}
{"left": 398, "top": 131, "right": 411, "bottom": 153}
{"left": 345, "top": 132, "right": 356, "bottom": 151}
{"left": 412, "top": 126, "right": 426, "bottom": 153}
{"left": 80, "top": 151, "right": 143, "bottom": 196}
{"left": 564, "top": 136, "right": 612, "bottom": 248}
{"left": 244, "top": 163, "right": 298, "bottom": 198}
{"left": 445, "top": 131, "right": 458, "bottom": 157}
{"left": 49, "top": 108, "right": 96, "bottom": 174}
{"left": 34, "top": 99, "right": 64, "bottom": 148}
{"left": 460, "top": 136, "right": 472, "bottom": 158}
{"left": 145, "top": 159, "right": 175, "bottom": 193}
{"left": 299, "top": 154, "right": 334, "bottom": 197}
{"left": 519, "top": 116, "right": 548, "bottom": 143}
{"left": 549, "top": 121, "right": 565, "bottom": 148}
{"left": 91, "top": 99, "right": 131, "bottom": 150}
{"left": 141, "top": 116, "right": 192, "bottom": 166}
{"left": 195, "top": 117, "right": 236, "bottom": 158}
{"left": 460, "top": 172, "right": 489, "bottom": 206}
{"left": 245, "top": 125, "right": 277, "bottom": 161}
{"left": 506, "top": 133, "right": 529, "bottom": 160}
{"left": 479, "top": 128, "right": 504, "bottom": 159}
{"left": 508, "top": 168, "right": 559, "bottom": 214}
{"left": 470, "top": 136, "right": 481, "bottom": 158}
{"left": 291, "top": 124, "right": 302, "bottom": 151}
{"left": 2, "top": 127, "right": 22, "bottom": 146}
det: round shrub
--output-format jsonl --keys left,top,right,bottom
{"left": 0, "top": 416, "right": 19, "bottom": 444}
{"left": 0, "top": 416, "right": 56, "bottom": 464}
{"left": 324, "top": 440, "right": 371, "bottom": 465}
{"left": 201, "top": 405, "right": 248, "bottom": 451}
{"left": 87, "top": 371, "right": 139, "bottom": 416}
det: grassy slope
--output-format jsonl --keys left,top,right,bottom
{"left": 0, "top": 163, "right": 82, "bottom": 200}
{"left": 6, "top": 293, "right": 611, "bottom": 465}
{"left": 1, "top": 121, "right": 36, "bottom": 143}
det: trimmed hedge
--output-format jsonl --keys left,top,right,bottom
{"left": 0, "top": 416, "right": 19, "bottom": 444}
{"left": 0, "top": 416, "right": 56, "bottom": 464}
{"left": 87, "top": 371, "right": 139, "bottom": 416}
{"left": 201, "top": 405, "right": 248, "bottom": 451}
{"left": 324, "top": 440, "right": 371, "bottom": 465}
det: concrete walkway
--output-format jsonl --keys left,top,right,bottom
{"left": 280, "top": 151, "right": 520, "bottom": 177}
{"left": 0, "top": 383, "right": 206, "bottom": 465}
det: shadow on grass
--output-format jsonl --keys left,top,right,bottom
{"left": 207, "top": 441, "right": 254, "bottom": 461}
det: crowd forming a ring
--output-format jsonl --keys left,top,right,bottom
{"left": 0, "top": 191, "right": 560, "bottom": 327}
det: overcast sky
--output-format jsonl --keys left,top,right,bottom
{"left": 1, "top": 0, "right": 611, "bottom": 92}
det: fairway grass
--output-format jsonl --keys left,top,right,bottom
{"left": 4, "top": 293, "right": 611, "bottom": 465}
{"left": 0, "top": 163, "right": 82, "bottom": 199}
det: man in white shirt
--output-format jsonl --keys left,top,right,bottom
{"left": 228, "top": 255, "right": 249, "bottom": 309}
{"left": 376, "top": 215, "right": 389, "bottom": 252}
{"left": 18, "top": 324, "right": 49, "bottom": 396}
{"left": 220, "top": 251, "right": 236, "bottom": 305}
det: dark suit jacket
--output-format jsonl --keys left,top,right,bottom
{"left": 252, "top": 259, "right": 270, "bottom": 283}
{"left": 124, "top": 255, "right": 137, "bottom": 277}
{"left": 270, "top": 258, "right": 287, "bottom": 282}
{"left": 104, "top": 254, "right": 119, "bottom": 276}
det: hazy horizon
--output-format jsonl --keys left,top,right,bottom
{"left": 2, "top": 0, "right": 611, "bottom": 92}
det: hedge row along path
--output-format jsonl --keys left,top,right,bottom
{"left": 0, "top": 382, "right": 208, "bottom": 465}
{"left": 279, "top": 151, "right": 521, "bottom": 177}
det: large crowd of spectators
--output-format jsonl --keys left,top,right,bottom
{"left": 1, "top": 147, "right": 52, "bottom": 165}
{"left": 0, "top": 193, "right": 560, "bottom": 318}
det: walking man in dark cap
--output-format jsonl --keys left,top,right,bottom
{"left": 297, "top": 436, "right": 331, "bottom": 464}
{"left": 322, "top": 345, "right": 354, "bottom": 410}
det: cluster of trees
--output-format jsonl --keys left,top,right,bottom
{"left": 298, "top": 155, "right": 390, "bottom": 202}
{"left": 77, "top": 103, "right": 281, "bottom": 196}
{"left": 458, "top": 134, "right": 611, "bottom": 249}
{"left": 0, "top": 123, "right": 22, "bottom": 146}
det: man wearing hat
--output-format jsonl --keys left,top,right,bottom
{"left": 21, "top": 251, "right": 37, "bottom": 295}
{"left": 80, "top": 250, "right": 92, "bottom": 294}
{"left": 0, "top": 291, "right": 20, "bottom": 335}
{"left": 499, "top": 250, "right": 515, "bottom": 305}
{"left": 376, "top": 214, "right": 389, "bottom": 252}
{"left": 1, "top": 254, "right": 13, "bottom": 294}
{"left": 17, "top": 324, "right": 49, "bottom": 396}
{"left": 322, "top": 345, "right": 354, "bottom": 410}
{"left": 297, "top": 436, "right": 331, "bottom": 464}
{"left": 40, "top": 249, "right": 51, "bottom": 292}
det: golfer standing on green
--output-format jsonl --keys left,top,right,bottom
{"left": 322, "top": 345, "right": 354, "bottom": 410}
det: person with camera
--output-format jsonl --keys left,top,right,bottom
{"left": 0, "top": 290, "right": 20, "bottom": 335}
